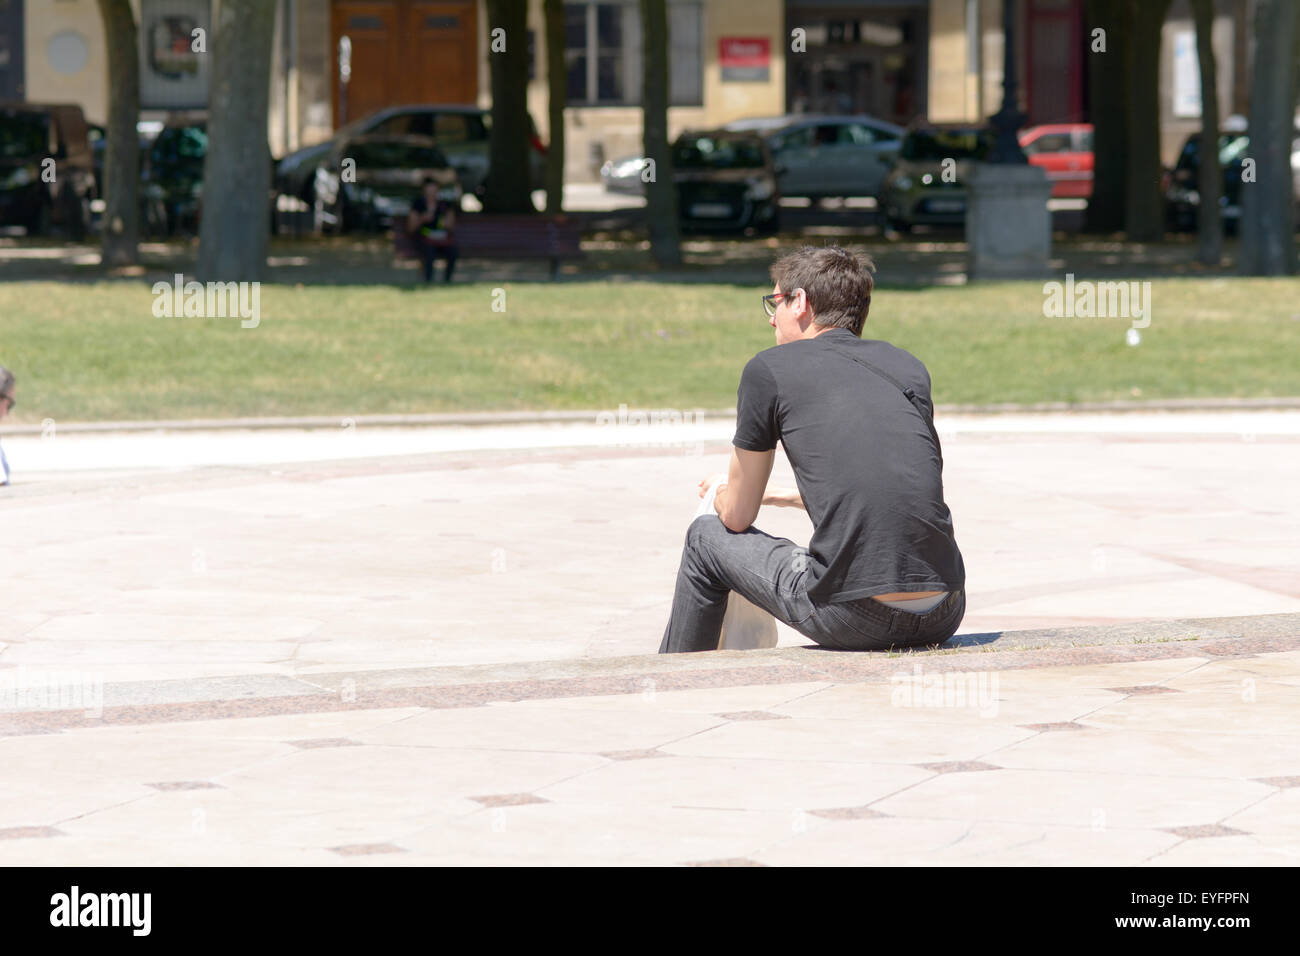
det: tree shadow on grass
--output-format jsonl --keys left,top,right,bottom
{"left": 0, "top": 230, "right": 1257, "bottom": 288}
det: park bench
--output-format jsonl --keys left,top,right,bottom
{"left": 394, "top": 213, "right": 584, "bottom": 279}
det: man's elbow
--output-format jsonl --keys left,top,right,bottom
{"left": 719, "top": 505, "right": 757, "bottom": 533}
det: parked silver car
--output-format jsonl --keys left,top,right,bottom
{"left": 277, "top": 104, "right": 545, "bottom": 215}
{"left": 600, "top": 113, "right": 903, "bottom": 201}
{"left": 724, "top": 114, "right": 904, "bottom": 199}
{"left": 599, "top": 154, "right": 651, "bottom": 196}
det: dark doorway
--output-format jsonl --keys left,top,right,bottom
{"left": 1026, "top": 0, "right": 1084, "bottom": 124}
{"left": 785, "top": 3, "right": 928, "bottom": 125}
{"left": 331, "top": 0, "right": 478, "bottom": 127}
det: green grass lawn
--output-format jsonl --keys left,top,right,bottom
{"left": 1, "top": 276, "right": 1297, "bottom": 423}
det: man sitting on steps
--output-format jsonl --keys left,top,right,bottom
{"left": 659, "top": 245, "right": 966, "bottom": 653}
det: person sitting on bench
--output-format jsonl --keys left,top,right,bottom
{"left": 659, "top": 245, "right": 966, "bottom": 653}
{"left": 406, "top": 177, "right": 458, "bottom": 283}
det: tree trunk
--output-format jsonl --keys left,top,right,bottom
{"left": 482, "top": 0, "right": 535, "bottom": 214}
{"left": 196, "top": 0, "right": 276, "bottom": 281}
{"left": 543, "top": 0, "right": 566, "bottom": 214}
{"left": 96, "top": 0, "right": 140, "bottom": 268}
{"left": 1123, "top": 0, "right": 1172, "bottom": 242}
{"left": 1084, "top": 0, "right": 1128, "bottom": 233}
{"left": 1239, "top": 0, "right": 1298, "bottom": 275}
{"left": 640, "top": 0, "right": 681, "bottom": 267}
{"left": 1191, "top": 0, "right": 1222, "bottom": 266}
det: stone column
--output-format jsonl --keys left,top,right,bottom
{"left": 965, "top": 0, "right": 1051, "bottom": 280}
{"left": 966, "top": 163, "right": 1053, "bottom": 279}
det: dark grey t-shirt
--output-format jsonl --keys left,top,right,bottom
{"left": 733, "top": 328, "right": 964, "bottom": 603}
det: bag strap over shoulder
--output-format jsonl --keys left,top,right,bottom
{"left": 825, "top": 343, "right": 943, "bottom": 461}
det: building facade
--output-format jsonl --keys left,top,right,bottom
{"left": 9, "top": 0, "right": 1255, "bottom": 177}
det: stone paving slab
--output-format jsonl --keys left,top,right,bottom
{"left": 1, "top": 612, "right": 1295, "bottom": 737}
{"left": 2, "top": 638, "right": 1297, "bottom": 866}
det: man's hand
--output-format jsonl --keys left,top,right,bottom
{"left": 698, "top": 473, "right": 727, "bottom": 497}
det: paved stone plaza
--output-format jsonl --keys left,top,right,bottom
{"left": 1, "top": 410, "right": 1297, "bottom": 864}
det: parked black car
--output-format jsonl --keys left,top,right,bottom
{"left": 140, "top": 112, "right": 207, "bottom": 236}
{"left": 140, "top": 113, "right": 276, "bottom": 237}
{"left": 311, "top": 135, "right": 460, "bottom": 233}
{"left": 277, "top": 104, "right": 544, "bottom": 216}
{"left": 878, "top": 123, "right": 993, "bottom": 231}
{"left": 0, "top": 102, "right": 96, "bottom": 238}
{"left": 672, "top": 129, "right": 780, "bottom": 233}
{"left": 1164, "top": 119, "right": 1300, "bottom": 233}
{"left": 87, "top": 121, "right": 155, "bottom": 201}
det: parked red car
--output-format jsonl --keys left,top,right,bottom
{"left": 1020, "top": 123, "right": 1093, "bottom": 199}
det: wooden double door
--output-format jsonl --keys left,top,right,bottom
{"left": 331, "top": 0, "right": 478, "bottom": 127}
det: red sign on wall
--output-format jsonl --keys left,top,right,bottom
{"left": 719, "top": 37, "right": 770, "bottom": 82}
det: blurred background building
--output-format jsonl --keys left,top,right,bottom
{"left": 1, "top": 0, "right": 1259, "bottom": 176}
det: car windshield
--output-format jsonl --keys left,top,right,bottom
{"left": 0, "top": 112, "right": 50, "bottom": 160}
{"left": 152, "top": 126, "right": 207, "bottom": 165}
{"left": 1177, "top": 133, "right": 1251, "bottom": 170}
{"left": 901, "top": 129, "right": 990, "bottom": 161}
{"left": 1218, "top": 134, "right": 1250, "bottom": 166}
{"left": 347, "top": 141, "right": 447, "bottom": 169}
{"left": 673, "top": 136, "right": 764, "bottom": 169}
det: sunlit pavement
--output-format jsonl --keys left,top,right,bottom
{"left": 3, "top": 409, "right": 1298, "bottom": 677}
{"left": 2, "top": 410, "right": 1298, "bottom": 864}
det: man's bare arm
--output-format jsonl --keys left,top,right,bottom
{"left": 714, "top": 446, "right": 774, "bottom": 532}
{"left": 762, "top": 487, "right": 805, "bottom": 510}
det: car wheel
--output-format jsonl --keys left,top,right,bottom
{"left": 755, "top": 209, "right": 781, "bottom": 235}
{"left": 68, "top": 195, "right": 91, "bottom": 242}
{"left": 336, "top": 200, "right": 351, "bottom": 234}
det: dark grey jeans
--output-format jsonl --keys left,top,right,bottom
{"left": 659, "top": 513, "right": 965, "bottom": 654}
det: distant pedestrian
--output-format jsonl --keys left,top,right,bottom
{"left": 0, "top": 366, "right": 15, "bottom": 486}
{"left": 406, "top": 177, "right": 459, "bottom": 283}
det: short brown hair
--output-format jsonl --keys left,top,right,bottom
{"left": 770, "top": 245, "right": 875, "bottom": 336}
